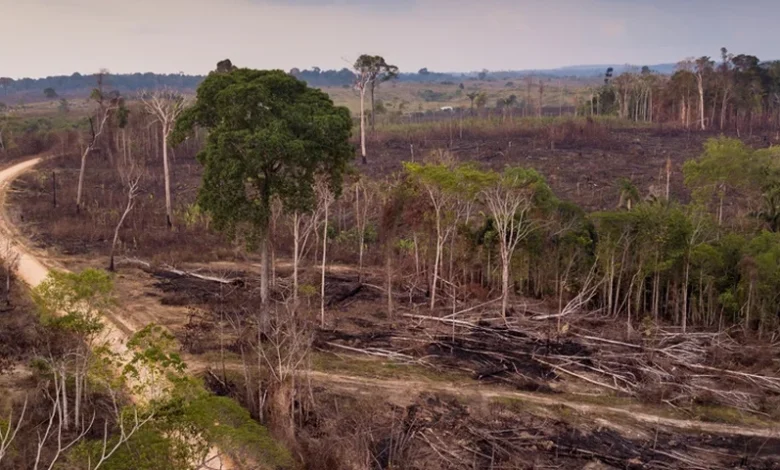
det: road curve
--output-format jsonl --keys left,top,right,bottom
{"left": 0, "top": 154, "right": 230, "bottom": 469}
{"left": 0, "top": 155, "right": 54, "bottom": 288}
{"left": 0, "top": 154, "right": 130, "bottom": 355}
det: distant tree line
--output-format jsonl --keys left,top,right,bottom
{"left": 0, "top": 73, "right": 205, "bottom": 96}
{"left": 0, "top": 69, "right": 581, "bottom": 99}
{"left": 583, "top": 49, "right": 780, "bottom": 133}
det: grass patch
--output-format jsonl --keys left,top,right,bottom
{"left": 311, "top": 351, "right": 473, "bottom": 383}
{"left": 490, "top": 396, "right": 540, "bottom": 414}
{"left": 689, "top": 404, "right": 772, "bottom": 427}
{"left": 559, "top": 392, "right": 637, "bottom": 408}
{"left": 197, "top": 349, "right": 243, "bottom": 365}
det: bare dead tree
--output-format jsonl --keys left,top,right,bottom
{"left": 257, "top": 305, "right": 313, "bottom": 444}
{"left": 0, "top": 397, "right": 26, "bottom": 464}
{"left": 32, "top": 376, "right": 152, "bottom": 470}
{"left": 34, "top": 377, "right": 94, "bottom": 470}
{"left": 85, "top": 406, "right": 155, "bottom": 470}
{"left": 108, "top": 151, "right": 143, "bottom": 272}
{"left": 353, "top": 62, "right": 372, "bottom": 164}
{"left": 315, "top": 178, "right": 335, "bottom": 326}
{"left": 1, "top": 239, "right": 20, "bottom": 305}
{"left": 531, "top": 262, "right": 601, "bottom": 321}
{"left": 353, "top": 177, "right": 376, "bottom": 283}
{"left": 139, "top": 89, "right": 187, "bottom": 228}
{"left": 290, "top": 198, "right": 326, "bottom": 311}
{"left": 481, "top": 170, "right": 536, "bottom": 319}
{"left": 76, "top": 73, "right": 120, "bottom": 213}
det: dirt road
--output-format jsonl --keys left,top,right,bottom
{"left": 0, "top": 154, "right": 229, "bottom": 469}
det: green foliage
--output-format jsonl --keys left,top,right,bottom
{"left": 684, "top": 137, "right": 769, "bottom": 206}
{"left": 754, "top": 183, "right": 780, "bottom": 231}
{"left": 73, "top": 376, "right": 292, "bottom": 469}
{"left": 179, "top": 203, "right": 208, "bottom": 228}
{"left": 74, "top": 426, "right": 191, "bottom": 470}
{"left": 189, "top": 395, "right": 293, "bottom": 468}
{"left": 172, "top": 68, "right": 353, "bottom": 246}
{"left": 32, "top": 269, "right": 114, "bottom": 337}
{"left": 333, "top": 224, "right": 377, "bottom": 246}
{"left": 124, "top": 324, "right": 187, "bottom": 397}
{"left": 403, "top": 161, "right": 492, "bottom": 200}
{"left": 616, "top": 177, "right": 640, "bottom": 209}
{"left": 299, "top": 283, "right": 318, "bottom": 298}
{"left": 740, "top": 231, "right": 780, "bottom": 329}
{"left": 354, "top": 55, "right": 399, "bottom": 85}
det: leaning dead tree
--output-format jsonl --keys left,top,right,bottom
{"left": 140, "top": 89, "right": 186, "bottom": 228}
{"left": 109, "top": 150, "right": 144, "bottom": 271}
{"left": 0, "top": 398, "right": 25, "bottom": 464}
{"left": 76, "top": 71, "right": 120, "bottom": 213}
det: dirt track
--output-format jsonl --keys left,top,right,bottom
{"left": 0, "top": 154, "right": 230, "bottom": 469}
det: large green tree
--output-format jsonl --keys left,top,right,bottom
{"left": 172, "top": 68, "right": 353, "bottom": 316}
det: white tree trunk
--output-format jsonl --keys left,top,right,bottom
{"left": 260, "top": 233, "right": 270, "bottom": 326}
{"left": 76, "top": 146, "right": 89, "bottom": 212}
{"left": 430, "top": 209, "right": 442, "bottom": 311}
{"left": 109, "top": 188, "right": 136, "bottom": 271}
{"left": 60, "top": 368, "right": 69, "bottom": 431}
{"left": 697, "top": 75, "right": 706, "bottom": 130}
{"left": 293, "top": 213, "right": 300, "bottom": 310}
{"left": 500, "top": 249, "right": 510, "bottom": 318}
{"left": 320, "top": 203, "right": 329, "bottom": 327}
{"left": 162, "top": 125, "right": 173, "bottom": 228}
{"left": 360, "top": 89, "right": 367, "bottom": 164}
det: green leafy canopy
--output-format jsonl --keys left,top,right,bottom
{"left": 171, "top": 68, "right": 353, "bottom": 242}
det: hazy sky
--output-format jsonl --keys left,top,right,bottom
{"left": 1, "top": 0, "right": 776, "bottom": 78}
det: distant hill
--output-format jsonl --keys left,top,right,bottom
{"left": 0, "top": 63, "right": 680, "bottom": 103}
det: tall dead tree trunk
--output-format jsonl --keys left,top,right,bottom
{"left": 696, "top": 73, "right": 706, "bottom": 130}
{"left": 316, "top": 180, "right": 334, "bottom": 327}
{"left": 140, "top": 89, "right": 186, "bottom": 228}
{"left": 76, "top": 112, "right": 113, "bottom": 212}
{"left": 359, "top": 87, "right": 367, "bottom": 164}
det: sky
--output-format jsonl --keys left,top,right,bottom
{"left": 1, "top": 0, "right": 776, "bottom": 78}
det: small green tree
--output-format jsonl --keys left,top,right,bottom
{"left": 172, "top": 68, "right": 353, "bottom": 321}
{"left": 683, "top": 137, "right": 768, "bottom": 225}
{"left": 33, "top": 269, "right": 113, "bottom": 434}
{"left": 479, "top": 167, "right": 550, "bottom": 318}
{"left": 43, "top": 87, "right": 58, "bottom": 99}
{"left": 405, "top": 161, "right": 490, "bottom": 310}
